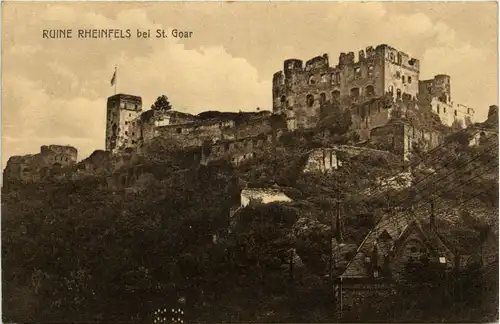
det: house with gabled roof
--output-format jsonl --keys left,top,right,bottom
{"left": 333, "top": 209, "right": 459, "bottom": 314}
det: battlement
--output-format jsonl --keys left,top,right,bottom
{"left": 276, "top": 43, "right": 420, "bottom": 75}
{"left": 107, "top": 93, "right": 143, "bottom": 112}
{"left": 284, "top": 59, "right": 304, "bottom": 72}
{"left": 336, "top": 44, "right": 419, "bottom": 71}
{"left": 304, "top": 54, "right": 329, "bottom": 71}
{"left": 41, "top": 144, "right": 77, "bottom": 156}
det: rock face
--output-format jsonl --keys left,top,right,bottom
{"left": 240, "top": 188, "right": 293, "bottom": 208}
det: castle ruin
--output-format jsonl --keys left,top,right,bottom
{"left": 272, "top": 44, "right": 474, "bottom": 134}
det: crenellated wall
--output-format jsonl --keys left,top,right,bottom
{"left": 272, "top": 44, "right": 420, "bottom": 130}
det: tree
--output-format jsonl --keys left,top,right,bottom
{"left": 151, "top": 95, "right": 172, "bottom": 112}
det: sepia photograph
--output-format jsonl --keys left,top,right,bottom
{"left": 1, "top": 2, "right": 499, "bottom": 323}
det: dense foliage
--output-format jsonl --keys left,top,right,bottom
{"left": 2, "top": 110, "right": 498, "bottom": 322}
{"left": 151, "top": 95, "right": 172, "bottom": 112}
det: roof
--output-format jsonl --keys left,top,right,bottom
{"left": 341, "top": 211, "right": 411, "bottom": 278}
{"left": 341, "top": 210, "right": 456, "bottom": 279}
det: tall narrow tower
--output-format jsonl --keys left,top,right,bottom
{"left": 105, "top": 94, "right": 143, "bottom": 153}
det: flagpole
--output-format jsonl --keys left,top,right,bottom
{"left": 114, "top": 65, "right": 117, "bottom": 95}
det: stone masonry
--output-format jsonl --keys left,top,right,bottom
{"left": 272, "top": 44, "right": 420, "bottom": 129}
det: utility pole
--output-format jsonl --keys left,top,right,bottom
{"left": 335, "top": 193, "right": 342, "bottom": 244}
{"left": 430, "top": 201, "right": 435, "bottom": 231}
{"left": 329, "top": 209, "right": 334, "bottom": 281}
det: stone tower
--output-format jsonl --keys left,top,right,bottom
{"left": 105, "top": 94, "right": 143, "bottom": 153}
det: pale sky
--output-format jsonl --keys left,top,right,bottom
{"left": 2, "top": 2, "right": 498, "bottom": 167}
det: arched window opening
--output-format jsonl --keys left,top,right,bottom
{"left": 396, "top": 89, "right": 402, "bottom": 100}
{"left": 320, "top": 93, "right": 326, "bottom": 105}
{"left": 306, "top": 94, "right": 314, "bottom": 107}
{"left": 350, "top": 87, "right": 360, "bottom": 98}
{"left": 280, "top": 95, "right": 286, "bottom": 106}
{"left": 388, "top": 86, "right": 394, "bottom": 95}
{"left": 308, "top": 76, "right": 316, "bottom": 85}
{"left": 332, "top": 90, "right": 340, "bottom": 102}
{"left": 365, "top": 85, "right": 375, "bottom": 97}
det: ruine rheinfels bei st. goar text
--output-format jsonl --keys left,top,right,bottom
{"left": 42, "top": 28, "right": 194, "bottom": 39}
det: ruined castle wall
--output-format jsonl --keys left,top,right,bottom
{"left": 40, "top": 145, "right": 78, "bottom": 165}
{"left": 155, "top": 122, "right": 225, "bottom": 147}
{"left": 76, "top": 150, "right": 113, "bottom": 176}
{"left": 303, "top": 148, "right": 338, "bottom": 173}
{"left": 370, "top": 123, "right": 407, "bottom": 160}
{"left": 4, "top": 145, "right": 78, "bottom": 182}
{"left": 351, "top": 97, "right": 394, "bottom": 141}
{"left": 381, "top": 46, "right": 419, "bottom": 101}
{"left": 421, "top": 98, "right": 473, "bottom": 128}
{"left": 418, "top": 75, "right": 473, "bottom": 128}
{"left": 202, "top": 134, "right": 272, "bottom": 166}
{"left": 338, "top": 47, "right": 385, "bottom": 101}
{"left": 3, "top": 155, "right": 36, "bottom": 182}
{"left": 273, "top": 45, "right": 420, "bottom": 131}
{"left": 273, "top": 55, "right": 344, "bottom": 128}
{"left": 370, "top": 122, "right": 443, "bottom": 161}
{"left": 222, "top": 118, "right": 272, "bottom": 140}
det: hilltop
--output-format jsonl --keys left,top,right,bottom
{"left": 2, "top": 104, "right": 498, "bottom": 322}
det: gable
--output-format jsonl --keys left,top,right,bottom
{"left": 341, "top": 213, "right": 457, "bottom": 279}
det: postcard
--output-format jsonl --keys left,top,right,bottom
{"left": 2, "top": 2, "right": 498, "bottom": 323}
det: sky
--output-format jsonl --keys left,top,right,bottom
{"left": 2, "top": 2, "right": 498, "bottom": 167}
